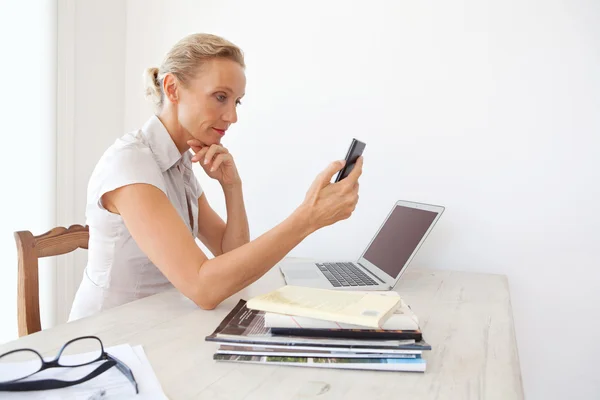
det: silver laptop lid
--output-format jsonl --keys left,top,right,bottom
{"left": 357, "top": 200, "right": 445, "bottom": 286}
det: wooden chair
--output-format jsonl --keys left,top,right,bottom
{"left": 13, "top": 224, "right": 89, "bottom": 336}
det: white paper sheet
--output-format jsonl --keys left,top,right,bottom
{"left": 0, "top": 344, "right": 167, "bottom": 399}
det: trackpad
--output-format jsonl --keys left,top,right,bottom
{"left": 284, "top": 269, "right": 321, "bottom": 280}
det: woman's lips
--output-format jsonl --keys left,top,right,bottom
{"left": 213, "top": 128, "right": 226, "bottom": 135}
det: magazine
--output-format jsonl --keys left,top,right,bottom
{"left": 216, "top": 344, "right": 420, "bottom": 359}
{"left": 213, "top": 353, "right": 426, "bottom": 372}
{"left": 270, "top": 327, "right": 422, "bottom": 341}
{"left": 218, "top": 342, "right": 423, "bottom": 355}
{"left": 205, "top": 300, "right": 432, "bottom": 350}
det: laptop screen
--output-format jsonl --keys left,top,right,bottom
{"left": 362, "top": 205, "right": 439, "bottom": 278}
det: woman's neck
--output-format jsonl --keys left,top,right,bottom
{"left": 157, "top": 110, "right": 191, "bottom": 154}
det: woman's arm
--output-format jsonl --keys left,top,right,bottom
{"left": 195, "top": 192, "right": 226, "bottom": 256}
{"left": 102, "top": 157, "right": 362, "bottom": 310}
{"left": 195, "top": 182, "right": 250, "bottom": 257}
{"left": 190, "top": 141, "right": 250, "bottom": 256}
{"left": 220, "top": 182, "right": 250, "bottom": 253}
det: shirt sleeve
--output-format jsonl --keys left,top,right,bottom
{"left": 189, "top": 172, "right": 204, "bottom": 199}
{"left": 91, "top": 144, "right": 167, "bottom": 211}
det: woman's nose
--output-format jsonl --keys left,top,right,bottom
{"left": 223, "top": 107, "right": 238, "bottom": 124}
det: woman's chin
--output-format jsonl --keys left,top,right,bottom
{"left": 190, "top": 135, "right": 215, "bottom": 147}
{"left": 204, "top": 136, "right": 222, "bottom": 146}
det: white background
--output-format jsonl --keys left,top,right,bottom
{"left": 5, "top": 0, "right": 597, "bottom": 399}
{"left": 122, "top": 1, "right": 600, "bottom": 398}
{"left": 66, "top": 0, "right": 128, "bottom": 323}
{"left": 0, "top": 0, "right": 56, "bottom": 343}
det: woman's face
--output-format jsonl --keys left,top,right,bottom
{"left": 176, "top": 58, "right": 246, "bottom": 147}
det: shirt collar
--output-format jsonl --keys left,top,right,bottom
{"left": 141, "top": 115, "right": 183, "bottom": 172}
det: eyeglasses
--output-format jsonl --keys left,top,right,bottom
{"left": 0, "top": 336, "right": 138, "bottom": 394}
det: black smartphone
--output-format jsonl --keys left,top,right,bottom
{"left": 334, "top": 138, "right": 366, "bottom": 182}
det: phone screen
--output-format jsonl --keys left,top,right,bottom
{"left": 334, "top": 138, "right": 366, "bottom": 182}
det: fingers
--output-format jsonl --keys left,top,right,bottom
{"left": 318, "top": 160, "right": 346, "bottom": 188}
{"left": 203, "top": 145, "right": 229, "bottom": 166}
{"left": 189, "top": 143, "right": 229, "bottom": 165}
{"left": 304, "top": 160, "right": 344, "bottom": 202}
{"left": 187, "top": 139, "right": 204, "bottom": 154}
{"left": 210, "top": 153, "right": 231, "bottom": 172}
{"left": 343, "top": 167, "right": 360, "bottom": 216}
{"left": 302, "top": 158, "right": 362, "bottom": 229}
{"left": 334, "top": 157, "right": 363, "bottom": 197}
{"left": 191, "top": 147, "right": 209, "bottom": 163}
{"left": 345, "top": 156, "right": 363, "bottom": 183}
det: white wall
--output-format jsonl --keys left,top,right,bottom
{"left": 121, "top": 1, "right": 600, "bottom": 398}
{"left": 0, "top": 0, "right": 57, "bottom": 343}
{"left": 73, "top": 0, "right": 127, "bottom": 221}
{"left": 55, "top": 0, "right": 127, "bottom": 323}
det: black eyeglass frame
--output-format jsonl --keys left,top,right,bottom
{"left": 0, "top": 335, "right": 138, "bottom": 394}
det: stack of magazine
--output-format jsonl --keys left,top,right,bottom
{"left": 205, "top": 286, "right": 431, "bottom": 372}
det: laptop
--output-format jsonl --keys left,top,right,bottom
{"left": 279, "top": 200, "right": 445, "bottom": 291}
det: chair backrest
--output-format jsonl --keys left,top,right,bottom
{"left": 13, "top": 224, "right": 89, "bottom": 336}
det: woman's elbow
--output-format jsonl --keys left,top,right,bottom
{"left": 192, "top": 288, "right": 224, "bottom": 310}
{"left": 193, "top": 260, "right": 230, "bottom": 310}
{"left": 193, "top": 293, "right": 220, "bottom": 310}
{"left": 196, "top": 299, "right": 218, "bottom": 310}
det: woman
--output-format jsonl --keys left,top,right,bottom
{"left": 69, "top": 33, "right": 362, "bottom": 320}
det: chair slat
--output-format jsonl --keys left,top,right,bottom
{"left": 13, "top": 225, "right": 89, "bottom": 336}
{"left": 36, "top": 225, "right": 89, "bottom": 258}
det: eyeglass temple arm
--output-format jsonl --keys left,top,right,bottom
{"left": 0, "top": 360, "right": 116, "bottom": 392}
{"left": 109, "top": 354, "right": 139, "bottom": 394}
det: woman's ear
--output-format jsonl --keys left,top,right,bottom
{"left": 162, "top": 73, "right": 179, "bottom": 104}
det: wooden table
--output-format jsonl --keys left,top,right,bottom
{"left": 0, "top": 261, "right": 524, "bottom": 399}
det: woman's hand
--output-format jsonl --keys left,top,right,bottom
{"left": 188, "top": 139, "right": 241, "bottom": 186}
{"left": 298, "top": 156, "right": 363, "bottom": 231}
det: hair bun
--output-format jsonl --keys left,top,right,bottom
{"left": 143, "top": 67, "right": 162, "bottom": 113}
{"left": 145, "top": 67, "right": 159, "bottom": 83}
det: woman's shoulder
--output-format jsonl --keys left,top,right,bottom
{"left": 97, "top": 129, "right": 159, "bottom": 172}
{"left": 107, "top": 128, "right": 153, "bottom": 158}
{"left": 87, "top": 128, "right": 165, "bottom": 197}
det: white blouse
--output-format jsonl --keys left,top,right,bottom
{"left": 69, "top": 115, "right": 203, "bottom": 321}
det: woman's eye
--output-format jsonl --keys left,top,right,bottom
{"left": 235, "top": 99, "right": 242, "bottom": 106}
{"left": 217, "top": 94, "right": 227, "bottom": 102}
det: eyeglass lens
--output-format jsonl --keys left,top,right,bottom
{"left": 0, "top": 349, "right": 43, "bottom": 383}
{"left": 59, "top": 337, "right": 103, "bottom": 367}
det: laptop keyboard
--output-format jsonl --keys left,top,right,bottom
{"left": 315, "top": 262, "right": 378, "bottom": 287}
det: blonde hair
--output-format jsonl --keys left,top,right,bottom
{"left": 143, "top": 33, "right": 245, "bottom": 113}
